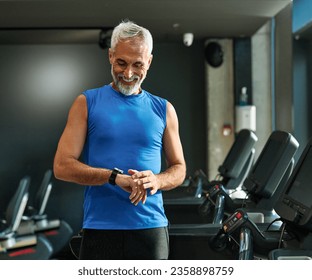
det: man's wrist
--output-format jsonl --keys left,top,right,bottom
{"left": 109, "top": 167, "right": 124, "bottom": 185}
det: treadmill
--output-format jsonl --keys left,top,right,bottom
{"left": 168, "top": 130, "right": 299, "bottom": 259}
{"left": 17, "top": 169, "right": 73, "bottom": 259}
{"left": 211, "top": 137, "right": 312, "bottom": 260}
{"left": 0, "top": 176, "right": 53, "bottom": 260}
{"left": 164, "top": 129, "right": 257, "bottom": 224}
{"left": 199, "top": 130, "right": 299, "bottom": 223}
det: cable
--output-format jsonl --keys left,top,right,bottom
{"left": 214, "top": 174, "right": 222, "bottom": 181}
{"left": 69, "top": 229, "right": 83, "bottom": 260}
{"left": 278, "top": 222, "right": 286, "bottom": 249}
{"left": 241, "top": 191, "right": 250, "bottom": 208}
{"left": 69, "top": 237, "right": 80, "bottom": 259}
{"left": 265, "top": 217, "right": 282, "bottom": 231}
{"left": 228, "top": 234, "right": 240, "bottom": 247}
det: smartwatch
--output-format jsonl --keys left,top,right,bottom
{"left": 109, "top": 167, "right": 124, "bottom": 185}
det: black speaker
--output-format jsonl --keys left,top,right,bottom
{"left": 205, "top": 42, "right": 223, "bottom": 67}
{"left": 99, "top": 29, "right": 113, "bottom": 49}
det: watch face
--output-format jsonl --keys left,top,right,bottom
{"left": 114, "top": 168, "right": 123, "bottom": 174}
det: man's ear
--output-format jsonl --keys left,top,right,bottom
{"left": 108, "top": 48, "right": 114, "bottom": 64}
{"left": 147, "top": 54, "right": 153, "bottom": 70}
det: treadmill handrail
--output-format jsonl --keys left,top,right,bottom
{"left": 239, "top": 227, "right": 253, "bottom": 260}
{"left": 213, "top": 194, "right": 225, "bottom": 224}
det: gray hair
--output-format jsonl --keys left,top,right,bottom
{"left": 110, "top": 20, "right": 153, "bottom": 54}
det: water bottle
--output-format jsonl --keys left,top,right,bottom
{"left": 239, "top": 87, "right": 248, "bottom": 106}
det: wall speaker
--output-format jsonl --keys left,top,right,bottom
{"left": 205, "top": 42, "right": 224, "bottom": 67}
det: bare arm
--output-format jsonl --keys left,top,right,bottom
{"left": 132, "top": 102, "right": 187, "bottom": 194}
{"left": 53, "top": 94, "right": 111, "bottom": 185}
{"left": 53, "top": 94, "right": 146, "bottom": 205}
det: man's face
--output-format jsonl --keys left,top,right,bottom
{"left": 109, "top": 38, "right": 153, "bottom": 95}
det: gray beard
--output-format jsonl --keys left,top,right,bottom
{"left": 111, "top": 69, "right": 143, "bottom": 96}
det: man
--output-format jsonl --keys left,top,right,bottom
{"left": 53, "top": 20, "right": 186, "bottom": 259}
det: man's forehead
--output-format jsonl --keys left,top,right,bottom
{"left": 114, "top": 38, "right": 149, "bottom": 53}
{"left": 112, "top": 40, "right": 150, "bottom": 62}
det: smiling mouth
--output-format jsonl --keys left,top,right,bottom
{"left": 122, "top": 79, "right": 135, "bottom": 84}
{"left": 118, "top": 74, "right": 139, "bottom": 83}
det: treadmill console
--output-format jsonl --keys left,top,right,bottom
{"left": 222, "top": 210, "right": 248, "bottom": 234}
{"left": 275, "top": 141, "right": 312, "bottom": 230}
{"left": 209, "top": 209, "right": 249, "bottom": 252}
{"left": 218, "top": 129, "right": 257, "bottom": 179}
{"left": 243, "top": 131, "right": 298, "bottom": 199}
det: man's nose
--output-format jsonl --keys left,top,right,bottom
{"left": 123, "top": 66, "right": 134, "bottom": 79}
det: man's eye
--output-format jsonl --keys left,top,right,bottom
{"left": 134, "top": 63, "right": 143, "bottom": 68}
{"left": 116, "top": 60, "right": 126, "bottom": 67}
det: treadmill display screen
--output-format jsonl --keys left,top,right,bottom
{"left": 285, "top": 147, "right": 312, "bottom": 208}
{"left": 251, "top": 138, "right": 281, "bottom": 187}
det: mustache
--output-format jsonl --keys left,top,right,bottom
{"left": 117, "top": 74, "right": 140, "bottom": 82}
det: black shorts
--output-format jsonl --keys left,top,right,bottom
{"left": 79, "top": 227, "right": 169, "bottom": 260}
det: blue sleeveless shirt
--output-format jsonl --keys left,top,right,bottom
{"left": 82, "top": 84, "right": 168, "bottom": 230}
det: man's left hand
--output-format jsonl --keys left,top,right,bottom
{"left": 129, "top": 169, "right": 160, "bottom": 195}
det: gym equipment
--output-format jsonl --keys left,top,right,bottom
{"left": 211, "top": 137, "right": 312, "bottom": 260}
{"left": 270, "top": 137, "right": 312, "bottom": 259}
{"left": 166, "top": 129, "right": 258, "bottom": 198}
{"left": 168, "top": 131, "right": 299, "bottom": 260}
{"left": 0, "top": 176, "right": 53, "bottom": 259}
{"left": 0, "top": 177, "right": 32, "bottom": 249}
{"left": 199, "top": 130, "right": 299, "bottom": 223}
{"left": 164, "top": 129, "right": 257, "bottom": 224}
{"left": 17, "top": 169, "right": 73, "bottom": 259}
{"left": 163, "top": 169, "right": 208, "bottom": 200}
{"left": 18, "top": 170, "right": 59, "bottom": 233}
{"left": 209, "top": 209, "right": 280, "bottom": 259}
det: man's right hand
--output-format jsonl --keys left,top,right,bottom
{"left": 115, "top": 170, "right": 147, "bottom": 206}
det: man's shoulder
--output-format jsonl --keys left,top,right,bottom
{"left": 83, "top": 84, "right": 108, "bottom": 96}
{"left": 143, "top": 89, "right": 167, "bottom": 103}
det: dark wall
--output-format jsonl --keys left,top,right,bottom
{"left": 293, "top": 39, "right": 312, "bottom": 159}
{"left": 147, "top": 41, "right": 207, "bottom": 177}
{"left": 291, "top": 37, "right": 312, "bottom": 165}
{"left": 233, "top": 38, "right": 252, "bottom": 105}
{"left": 0, "top": 41, "right": 206, "bottom": 233}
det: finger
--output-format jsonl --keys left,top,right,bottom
{"left": 129, "top": 185, "right": 141, "bottom": 199}
{"left": 128, "top": 169, "right": 138, "bottom": 175}
{"left": 131, "top": 196, "right": 140, "bottom": 205}
{"left": 129, "top": 189, "right": 139, "bottom": 203}
{"left": 150, "top": 188, "right": 158, "bottom": 195}
{"left": 135, "top": 176, "right": 151, "bottom": 186}
{"left": 130, "top": 189, "right": 146, "bottom": 205}
{"left": 129, "top": 187, "right": 139, "bottom": 199}
{"left": 131, "top": 171, "right": 149, "bottom": 179}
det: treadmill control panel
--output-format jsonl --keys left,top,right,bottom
{"left": 222, "top": 210, "right": 247, "bottom": 234}
{"left": 282, "top": 198, "right": 307, "bottom": 215}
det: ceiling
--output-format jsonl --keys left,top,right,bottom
{"left": 0, "top": 0, "right": 292, "bottom": 45}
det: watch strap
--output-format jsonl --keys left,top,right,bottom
{"left": 109, "top": 168, "right": 123, "bottom": 185}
